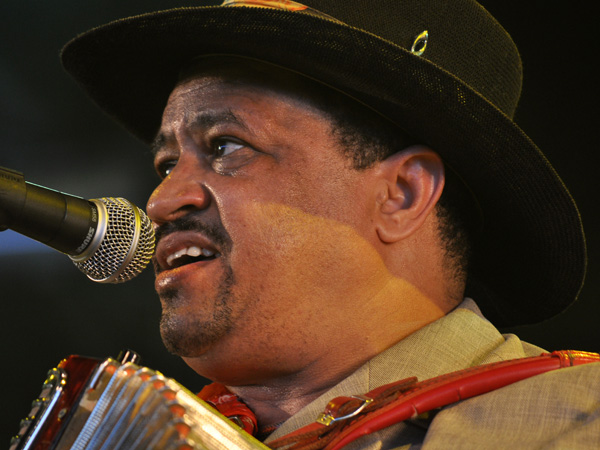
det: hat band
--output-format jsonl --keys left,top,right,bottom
{"left": 221, "top": 0, "right": 341, "bottom": 22}
{"left": 221, "top": 0, "right": 308, "bottom": 12}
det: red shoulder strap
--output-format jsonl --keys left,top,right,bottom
{"left": 268, "top": 350, "right": 600, "bottom": 450}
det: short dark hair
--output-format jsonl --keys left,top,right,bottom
{"left": 303, "top": 82, "right": 476, "bottom": 283}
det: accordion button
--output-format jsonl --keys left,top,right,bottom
{"left": 9, "top": 435, "right": 21, "bottom": 449}
{"left": 18, "top": 417, "right": 32, "bottom": 435}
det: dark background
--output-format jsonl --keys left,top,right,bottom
{"left": 1, "top": 0, "right": 598, "bottom": 444}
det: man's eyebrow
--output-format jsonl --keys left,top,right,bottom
{"left": 151, "top": 133, "right": 166, "bottom": 157}
{"left": 151, "top": 109, "right": 249, "bottom": 156}
{"left": 191, "top": 109, "right": 249, "bottom": 131}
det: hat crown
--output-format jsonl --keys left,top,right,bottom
{"left": 303, "top": 0, "right": 523, "bottom": 118}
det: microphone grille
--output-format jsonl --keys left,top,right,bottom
{"left": 72, "top": 197, "right": 155, "bottom": 283}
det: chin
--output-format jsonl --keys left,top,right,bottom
{"left": 159, "top": 296, "right": 235, "bottom": 359}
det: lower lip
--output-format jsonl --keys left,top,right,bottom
{"left": 154, "top": 258, "right": 220, "bottom": 292}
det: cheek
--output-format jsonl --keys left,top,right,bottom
{"left": 222, "top": 200, "right": 387, "bottom": 303}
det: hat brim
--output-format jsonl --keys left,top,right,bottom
{"left": 61, "top": 6, "right": 586, "bottom": 326}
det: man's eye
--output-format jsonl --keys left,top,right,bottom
{"left": 157, "top": 159, "right": 177, "bottom": 178}
{"left": 214, "top": 139, "right": 246, "bottom": 158}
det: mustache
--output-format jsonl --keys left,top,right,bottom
{"left": 154, "top": 214, "right": 232, "bottom": 253}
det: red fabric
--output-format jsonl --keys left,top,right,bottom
{"left": 197, "top": 383, "right": 258, "bottom": 436}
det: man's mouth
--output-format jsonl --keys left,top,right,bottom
{"left": 154, "top": 231, "right": 223, "bottom": 272}
{"left": 165, "top": 246, "right": 220, "bottom": 269}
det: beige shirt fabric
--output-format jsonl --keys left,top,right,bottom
{"left": 265, "top": 299, "right": 600, "bottom": 449}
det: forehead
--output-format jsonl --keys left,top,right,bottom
{"left": 159, "top": 73, "right": 333, "bottom": 139}
{"left": 164, "top": 73, "right": 318, "bottom": 116}
{"left": 165, "top": 56, "right": 362, "bottom": 123}
{"left": 156, "top": 60, "right": 343, "bottom": 142}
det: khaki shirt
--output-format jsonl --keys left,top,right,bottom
{"left": 265, "top": 299, "right": 600, "bottom": 449}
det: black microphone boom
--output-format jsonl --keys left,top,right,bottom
{"left": 1, "top": 167, "right": 100, "bottom": 255}
{"left": 0, "top": 166, "right": 155, "bottom": 283}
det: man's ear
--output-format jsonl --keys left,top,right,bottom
{"left": 374, "top": 146, "right": 445, "bottom": 243}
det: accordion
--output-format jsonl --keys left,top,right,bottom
{"left": 10, "top": 353, "right": 269, "bottom": 450}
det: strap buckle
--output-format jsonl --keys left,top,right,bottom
{"left": 317, "top": 395, "right": 374, "bottom": 426}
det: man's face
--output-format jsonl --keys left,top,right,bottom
{"left": 147, "top": 68, "right": 392, "bottom": 383}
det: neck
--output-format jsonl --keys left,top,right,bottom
{"left": 224, "top": 283, "right": 447, "bottom": 428}
{"left": 225, "top": 357, "right": 369, "bottom": 429}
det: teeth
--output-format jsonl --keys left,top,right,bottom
{"left": 166, "top": 246, "right": 216, "bottom": 267}
{"left": 166, "top": 249, "right": 186, "bottom": 267}
{"left": 187, "top": 246, "right": 202, "bottom": 257}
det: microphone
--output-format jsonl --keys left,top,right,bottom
{"left": 0, "top": 166, "right": 155, "bottom": 283}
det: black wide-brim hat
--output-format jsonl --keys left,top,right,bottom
{"left": 61, "top": 0, "right": 586, "bottom": 327}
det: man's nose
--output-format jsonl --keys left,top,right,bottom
{"left": 146, "top": 163, "right": 211, "bottom": 225}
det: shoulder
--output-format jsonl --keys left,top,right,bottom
{"left": 423, "top": 362, "right": 600, "bottom": 449}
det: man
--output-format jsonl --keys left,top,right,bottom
{"left": 60, "top": 0, "right": 599, "bottom": 447}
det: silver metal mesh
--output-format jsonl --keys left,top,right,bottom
{"left": 71, "top": 197, "right": 155, "bottom": 283}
